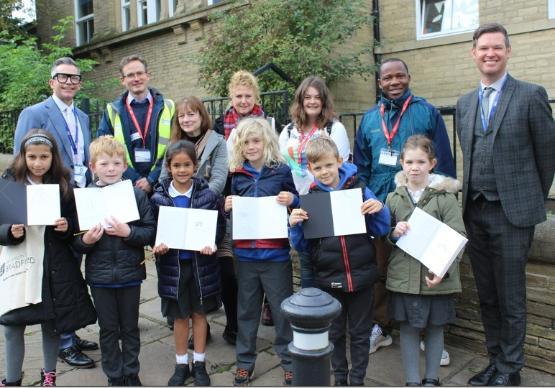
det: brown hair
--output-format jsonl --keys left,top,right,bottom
{"left": 290, "top": 76, "right": 336, "bottom": 130}
{"left": 170, "top": 96, "right": 212, "bottom": 143}
{"left": 10, "top": 129, "right": 71, "bottom": 199}
{"left": 472, "top": 23, "right": 510, "bottom": 48}
{"left": 400, "top": 134, "right": 436, "bottom": 161}
{"left": 119, "top": 54, "right": 148, "bottom": 76}
{"left": 305, "top": 136, "right": 340, "bottom": 164}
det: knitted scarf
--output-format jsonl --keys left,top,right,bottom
{"left": 222, "top": 104, "right": 265, "bottom": 140}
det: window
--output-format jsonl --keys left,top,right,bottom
{"left": 122, "top": 0, "right": 131, "bottom": 31}
{"left": 74, "top": 0, "right": 94, "bottom": 45}
{"left": 137, "top": 0, "right": 161, "bottom": 27}
{"left": 416, "top": 0, "right": 478, "bottom": 40}
{"left": 207, "top": 0, "right": 222, "bottom": 5}
{"left": 549, "top": 0, "right": 555, "bottom": 19}
{"left": 168, "top": 0, "right": 177, "bottom": 16}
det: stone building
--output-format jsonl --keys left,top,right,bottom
{"left": 34, "top": 0, "right": 555, "bottom": 373}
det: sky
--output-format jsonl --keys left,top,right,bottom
{"left": 12, "top": 0, "right": 36, "bottom": 23}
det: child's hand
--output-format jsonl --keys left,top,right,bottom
{"left": 83, "top": 224, "right": 104, "bottom": 245}
{"left": 361, "top": 199, "right": 383, "bottom": 215}
{"left": 153, "top": 243, "right": 169, "bottom": 256}
{"left": 200, "top": 245, "right": 217, "bottom": 255}
{"left": 10, "top": 224, "right": 25, "bottom": 239}
{"left": 289, "top": 208, "right": 309, "bottom": 226}
{"left": 224, "top": 195, "right": 233, "bottom": 212}
{"left": 425, "top": 271, "right": 443, "bottom": 288}
{"left": 391, "top": 221, "right": 409, "bottom": 238}
{"left": 53, "top": 217, "right": 69, "bottom": 232}
{"left": 104, "top": 216, "right": 131, "bottom": 238}
{"left": 277, "top": 191, "right": 294, "bottom": 206}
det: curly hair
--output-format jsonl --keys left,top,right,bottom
{"left": 228, "top": 70, "right": 261, "bottom": 104}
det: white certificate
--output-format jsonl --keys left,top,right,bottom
{"left": 155, "top": 206, "right": 218, "bottom": 251}
{"left": 232, "top": 196, "right": 288, "bottom": 240}
{"left": 396, "top": 207, "right": 467, "bottom": 278}
{"left": 330, "top": 189, "right": 366, "bottom": 236}
{"left": 74, "top": 180, "right": 140, "bottom": 231}
{"left": 26, "top": 184, "right": 60, "bottom": 225}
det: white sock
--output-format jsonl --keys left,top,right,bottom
{"left": 176, "top": 353, "right": 188, "bottom": 365}
{"left": 193, "top": 352, "right": 206, "bottom": 363}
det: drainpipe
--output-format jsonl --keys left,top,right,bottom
{"left": 372, "top": 0, "right": 382, "bottom": 103}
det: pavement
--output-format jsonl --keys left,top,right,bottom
{"left": 1, "top": 258, "right": 554, "bottom": 387}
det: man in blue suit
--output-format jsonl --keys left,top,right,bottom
{"left": 14, "top": 57, "right": 98, "bottom": 368}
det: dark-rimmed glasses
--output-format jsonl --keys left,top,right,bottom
{"left": 52, "top": 73, "right": 82, "bottom": 85}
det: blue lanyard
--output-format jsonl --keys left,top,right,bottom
{"left": 63, "top": 108, "right": 80, "bottom": 155}
{"left": 479, "top": 79, "right": 506, "bottom": 130}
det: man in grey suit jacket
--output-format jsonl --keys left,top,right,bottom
{"left": 14, "top": 57, "right": 98, "bottom": 369}
{"left": 456, "top": 23, "right": 555, "bottom": 386}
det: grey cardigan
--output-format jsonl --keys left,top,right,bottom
{"left": 159, "top": 131, "right": 228, "bottom": 195}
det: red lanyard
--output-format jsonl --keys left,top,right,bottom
{"left": 379, "top": 95, "right": 412, "bottom": 146}
{"left": 297, "top": 124, "right": 319, "bottom": 165}
{"left": 126, "top": 98, "right": 154, "bottom": 146}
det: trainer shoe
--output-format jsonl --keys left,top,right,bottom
{"left": 40, "top": 369, "right": 56, "bottom": 387}
{"left": 369, "top": 324, "right": 393, "bottom": 354}
{"left": 233, "top": 368, "right": 253, "bottom": 386}
{"left": 419, "top": 341, "right": 451, "bottom": 366}
{"left": 284, "top": 371, "right": 293, "bottom": 386}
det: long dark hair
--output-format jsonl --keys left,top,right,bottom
{"left": 10, "top": 128, "right": 72, "bottom": 199}
{"left": 290, "top": 76, "right": 336, "bottom": 130}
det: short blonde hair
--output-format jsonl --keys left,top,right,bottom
{"left": 228, "top": 70, "right": 261, "bottom": 104}
{"left": 306, "top": 137, "right": 340, "bottom": 164}
{"left": 228, "top": 117, "right": 284, "bottom": 171}
{"left": 89, "top": 135, "right": 127, "bottom": 165}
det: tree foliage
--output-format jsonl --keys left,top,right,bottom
{"left": 197, "top": 0, "right": 373, "bottom": 96}
{"left": 0, "top": 17, "right": 97, "bottom": 111}
{"left": 0, "top": 0, "right": 27, "bottom": 36}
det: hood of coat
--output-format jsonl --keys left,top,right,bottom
{"left": 394, "top": 171, "right": 461, "bottom": 194}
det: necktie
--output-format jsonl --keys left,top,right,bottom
{"left": 481, "top": 87, "right": 494, "bottom": 126}
{"left": 65, "top": 106, "right": 77, "bottom": 137}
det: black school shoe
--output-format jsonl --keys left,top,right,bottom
{"left": 192, "top": 361, "right": 211, "bottom": 386}
{"left": 58, "top": 345, "right": 95, "bottom": 368}
{"left": 124, "top": 374, "right": 142, "bottom": 386}
{"left": 168, "top": 364, "right": 191, "bottom": 386}
{"left": 422, "top": 378, "right": 441, "bottom": 386}
{"left": 108, "top": 377, "right": 125, "bottom": 386}
{"left": 75, "top": 335, "right": 99, "bottom": 351}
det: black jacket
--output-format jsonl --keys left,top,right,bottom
{"left": 0, "top": 170, "right": 97, "bottom": 333}
{"left": 73, "top": 181, "right": 156, "bottom": 286}
{"left": 150, "top": 177, "right": 225, "bottom": 303}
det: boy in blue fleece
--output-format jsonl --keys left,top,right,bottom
{"left": 289, "top": 137, "right": 390, "bottom": 386}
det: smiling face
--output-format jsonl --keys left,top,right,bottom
{"left": 308, "top": 154, "right": 342, "bottom": 189}
{"left": 302, "top": 86, "right": 323, "bottom": 123}
{"left": 472, "top": 32, "right": 511, "bottom": 85}
{"left": 178, "top": 108, "right": 203, "bottom": 137}
{"left": 168, "top": 151, "right": 196, "bottom": 192}
{"left": 90, "top": 153, "right": 127, "bottom": 186}
{"left": 49, "top": 64, "right": 81, "bottom": 105}
{"left": 378, "top": 61, "right": 411, "bottom": 100}
{"left": 25, "top": 144, "right": 53, "bottom": 183}
{"left": 231, "top": 85, "right": 256, "bottom": 116}
{"left": 120, "top": 60, "right": 150, "bottom": 99}
{"left": 400, "top": 147, "right": 437, "bottom": 190}
{"left": 242, "top": 134, "right": 265, "bottom": 169}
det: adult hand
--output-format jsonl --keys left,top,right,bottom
{"left": 361, "top": 199, "right": 383, "bottom": 215}
{"left": 10, "top": 224, "right": 25, "bottom": 239}
{"left": 53, "top": 217, "right": 68, "bottom": 232}
{"left": 153, "top": 243, "right": 169, "bottom": 256}
{"left": 289, "top": 208, "right": 309, "bottom": 226}
{"left": 104, "top": 216, "right": 131, "bottom": 238}
{"left": 391, "top": 221, "right": 409, "bottom": 238}
{"left": 425, "top": 272, "right": 443, "bottom": 288}
{"left": 277, "top": 191, "right": 294, "bottom": 206}
{"left": 224, "top": 195, "right": 234, "bottom": 213}
{"left": 135, "top": 178, "right": 152, "bottom": 193}
{"left": 83, "top": 224, "right": 104, "bottom": 245}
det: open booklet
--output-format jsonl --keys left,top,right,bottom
{"left": 155, "top": 206, "right": 218, "bottom": 251}
{"left": 396, "top": 207, "right": 467, "bottom": 278}
{"left": 0, "top": 178, "right": 60, "bottom": 225}
{"left": 232, "top": 196, "right": 288, "bottom": 240}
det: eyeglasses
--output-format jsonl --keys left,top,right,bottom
{"left": 52, "top": 73, "right": 82, "bottom": 85}
{"left": 122, "top": 71, "right": 147, "bottom": 79}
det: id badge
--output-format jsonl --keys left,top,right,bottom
{"left": 135, "top": 148, "right": 151, "bottom": 163}
{"left": 74, "top": 164, "right": 87, "bottom": 188}
{"left": 378, "top": 148, "right": 399, "bottom": 166}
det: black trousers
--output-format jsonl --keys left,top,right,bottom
{"left": 91, "top": 286, "right": 141, "bottom": 379}
{"left": 219, "top": 257, "right": 238, "bottom": 333}
{"left": 327, "top": 286, "right": 374, "bottom": 385}
{"left": 465, "top": 197, "right": 535, "bottom": 373}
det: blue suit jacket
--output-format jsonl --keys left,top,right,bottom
{"left": 14, "top": 96, "right": 91, "bottom": 183}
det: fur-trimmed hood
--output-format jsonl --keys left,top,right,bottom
{"left": 394, "top": 171, "right": 461, "bottom": 194}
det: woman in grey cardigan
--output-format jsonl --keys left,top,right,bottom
{"left": 159, "top": 96, "right": 237, "bottom": 346}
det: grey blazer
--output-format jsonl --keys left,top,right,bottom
{"left": 456, "top": 74, "right": 555, "bottom": 227}
{"left": 14, "top": 96, "right": 91, "bottom": 173}
{"left": 159, "top": 130, "right": 228, "bottom": 195}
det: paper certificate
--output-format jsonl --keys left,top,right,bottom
{"left": 232, "top": 196, "right": 288, "bottom": 240}
{"left": 300, "top": 188, "right": 366, "bottom": 239}
{"left": 155, "top": 206, "right": 218, "bottom": 251}
{"left": 396, "top": 207, "right": 468, "bottom": 278}
{"left": 74, "top": 180, "right": 139, "bottom": 231}
{"left": 0, "top": 179, "right": 60, "bottom": 226}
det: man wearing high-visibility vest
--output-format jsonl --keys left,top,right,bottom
{"left": 98, "top": 54, "right": 175, "bottom": 194}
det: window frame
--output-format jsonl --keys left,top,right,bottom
{"left": 121, "top": 0, "right": 131, "bottom": 31}
{"left": 74, "top": 0, "right": 94, "bottom": 46}
{"left": 415, "top": 0, "right": 479, "bottom": 40}
{"left": 207, "top": 0, "right": 222, "bottom": 5}
{"left": 137, "top": 0, "right": 161, "bottom": 27}
{"left": 549, "top": 0, "right": 555, "bottom": 19}
{"left": 168, "top": 0, "right": 177, "bottom": 17}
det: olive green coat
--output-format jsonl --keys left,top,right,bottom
{"left": 385, "top": 172, "right": 466, "bottom": 295}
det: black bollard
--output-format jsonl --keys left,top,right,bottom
{"left": 281, "top": 287, "right": 341, "bottom": 386}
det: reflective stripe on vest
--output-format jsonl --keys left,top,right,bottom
{"left": 108, "top": 98, "right": 174, "bottom": 171}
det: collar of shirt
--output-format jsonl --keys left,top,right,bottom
{"left": 480, "top": 72, "right": 507, "bottom": 93}
{"left": 126, "top": 91, "right": 153, "bottom": 105}
{"left": 52, "top": 94, "right": 75, "bottom": 114}
{"left": 169, "top": 181, "right": 193, "bottom": 198}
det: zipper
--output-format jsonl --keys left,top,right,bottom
{"left": 339, "top": 236, "right": 354, "bottom": 292}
